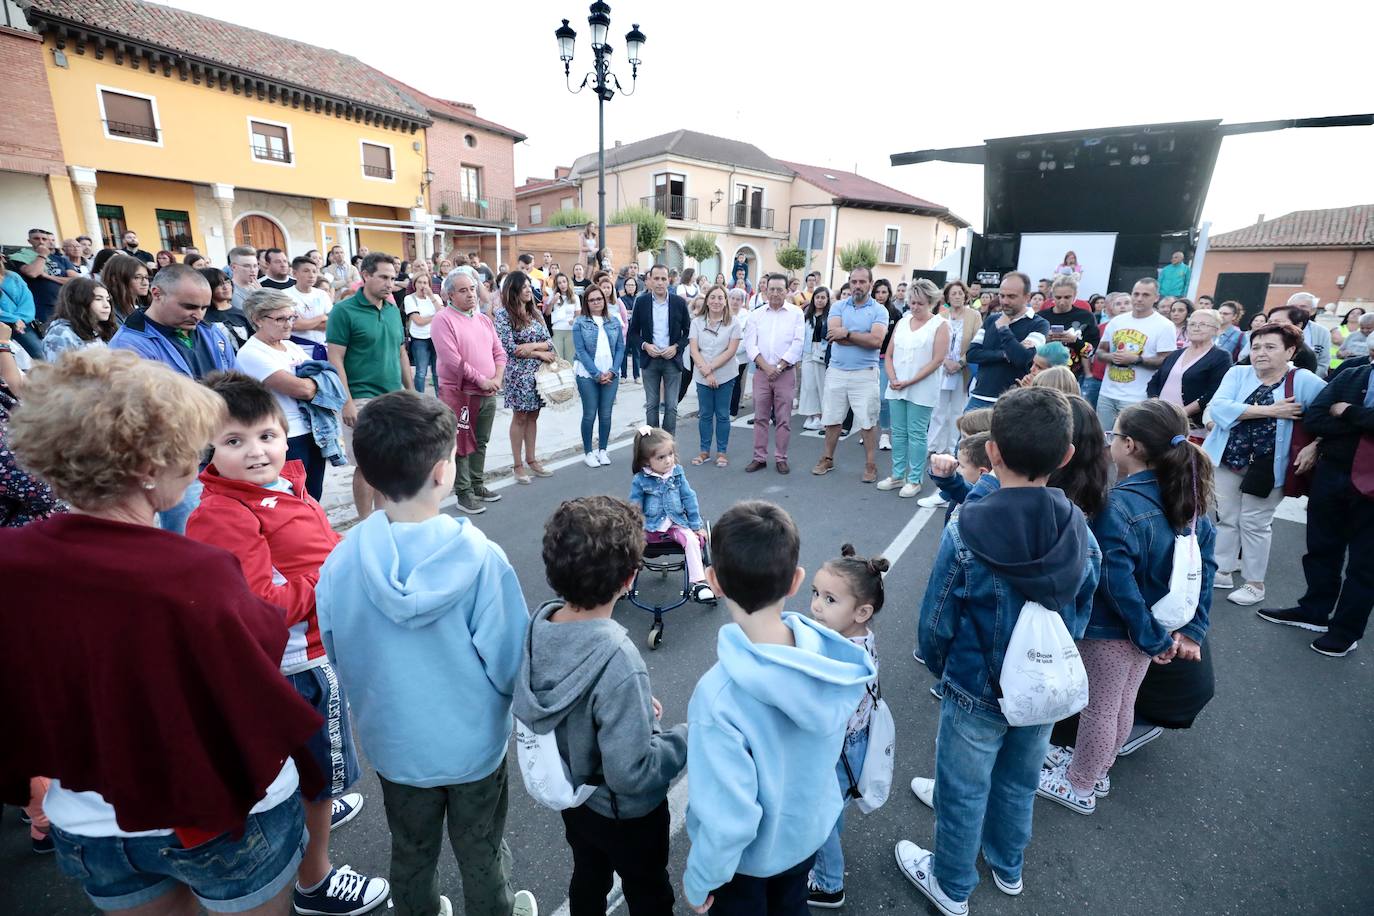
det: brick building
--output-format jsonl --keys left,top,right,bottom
{"left": 516, "top": 167, "right": 580, "bottom": 228}
{"left": 1200, "top": 205, "right": 1374, "bottom": 318}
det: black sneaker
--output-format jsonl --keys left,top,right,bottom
{"left": 1311, "top": 633, "right": 1358, "bottom": 657}
{"left": 1256, "top": 607, "right": 1328, "bottom": 633}
{"left": 806, "top": 882, "right": 844, "bottom": 908}
{"left": 1118, "top": 723, "right": 1163, "bottom": 757}
{"left": 472, "top": 485, "right": 502, "bottom": 503}
{"left": 330, "top": 793, "right": 364, "bottom": 830}
{"left": 293, "top": 866, "right": 389, "bottom": 915}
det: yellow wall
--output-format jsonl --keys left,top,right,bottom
{"left": 45, "top": 39, "right": 425, "bottom": 209}
{"left": 82, "top": 172, "right": 204, "bottom": 253}
{"left": 347, "top": 202, "right": 409, "bottom": 257}
{"left": 46, "top": 174, "right": 84, "bottom": 240}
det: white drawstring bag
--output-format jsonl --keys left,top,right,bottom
{"left": 998, "top": 600, "right": 1089, "bottom": 726}
{"left": 514, "top": 719, "right": 596, "bottom": 811}
{"left": 854, "top": 691, "right": 895, "bottom": 814}
{"left": 1151, "top": 531, "right": 1201, "bottom": 631}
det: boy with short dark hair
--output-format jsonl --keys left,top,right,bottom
{"left": 897, "top": 388, "right": 1100, "bottom": 915}
{"left": 186, "top": 372, "right": 389, "bottom": 916}
{"left": 683, "top": 501, "right": 876, "bottom": 915}
{"left": 513, "top": 496, "right": 688, "bottom": 914}
{"left": 316, "top": 391, "right": 537, "bottom": 916}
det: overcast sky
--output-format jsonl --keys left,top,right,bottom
{"left": 162, "top": 0, "right": 1372, "bottom": 235}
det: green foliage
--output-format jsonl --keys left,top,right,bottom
{"left": 683, "top": 232, "right": 719, "bottom": 264}
{"left": 610, "top": 205, "right": 667, "bottom": 254}
{"left": 775, "top": 243, "right": 807, "bottom": 272}
{"left": 547, "top": 207, "right": 593, "bottom": 228}
{"left": 838, "top": 239, "right": 880, "bottom": 272}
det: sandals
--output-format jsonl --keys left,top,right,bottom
{"left": 691, "top": 452, "right": 710, "bottom": 466}
{"left": 716, "top": 454, "right": 729, "bottom": 468}
{"left": 528, "top": 461, "right": 554, "bottom": 478}
{"left": 512, "top": 464, "right": 533, "bottom": 485}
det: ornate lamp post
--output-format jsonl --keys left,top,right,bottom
{"left": 556, "top": 3, "right": 645, "bottom": 256}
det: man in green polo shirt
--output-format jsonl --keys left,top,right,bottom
{"left": 327, "top": 252, "right": 413, "bottom": 518}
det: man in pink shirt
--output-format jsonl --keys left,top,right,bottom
{"left": 432, "top": 270, "right": 506, "bottom": 514}
{"left": 742, "top": 273, "right": 805, "bottom": 473}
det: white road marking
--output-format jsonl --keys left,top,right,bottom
{"left": 1274, "top": 496, "right": 1309, "bottom": 525}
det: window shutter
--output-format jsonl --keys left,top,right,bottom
{"left": 252, "top": 122, "right": 287, "bottom": 142}
{"left": 362, "top": 143, "right": 390, "bottom": 169}
{"left": 102, "top": 91, "right": 154, "bottom": 128}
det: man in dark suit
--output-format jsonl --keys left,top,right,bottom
{"left": 630, "top": 263, "right": 691, "bottom": 433}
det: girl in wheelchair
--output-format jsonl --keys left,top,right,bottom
{"left": 629, "top": 425, "right": 715, "bottom": 603}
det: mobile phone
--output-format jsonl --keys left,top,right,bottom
{"left": 1050, "top": 324, "right": 1064, "bottom": 334}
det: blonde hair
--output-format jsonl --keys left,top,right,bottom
{"left": 956, "top": 407, "right": 993, "bottom": 437}
{"left": 1031, "top": 365, "right": 1081, "bottom": 395}
{"left": 907, "top": 278, "right": 941, "bottom": 308}
{"left": 8, "top": 349, "right": 224, "bottom": 509}
{"left": 1191, "top": 307, "right": 1222, "bottom": 330}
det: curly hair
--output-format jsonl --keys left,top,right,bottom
{"left": 8, "top": 349, "right": 224, "bottom": 509}
{"left": 542, "top": 496, "right": 646, "bottom": 608}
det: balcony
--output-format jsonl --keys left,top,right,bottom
{"left": 251, "top": 144, "right": 292, "bottom": 164}
{"left": 731, "top": 202, "right": 774, "bottom": 231}
{"left": 641, "top": 195, "right": 698, "bottom": 221}
{"left": 881, "top": 242, "right": 910, "bottom": 265}
{"left": 104, "top": 120, "right": 159, "bottom": 142}
{"left": 363, "top": 164, "right": 394, "bottom": 180}
{"left": 435, "top": 191, "right": 515, "bottom": 225}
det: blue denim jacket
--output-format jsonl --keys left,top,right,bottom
{"left": 919, "top": 488, "right": 1101, "bottom": 723}
{"left": 572, "top": 314, "right": 626, "bottom": 378}
{"left": 1087, "top": 470, "right": 1216, "bottom": 654}
{"left": 629, "top": 465, "right": 702, "bottom": 531}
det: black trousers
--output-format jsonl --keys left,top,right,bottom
{"left": 1297, "top": 459, "right": 1374, "bottom": 642}
{"left": 709, "top": 854, "right": 814, "bottom": 916}
{"left": 561, "top": 800, "right": 674, "bottom": 916}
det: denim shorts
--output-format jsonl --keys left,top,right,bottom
{"left": 289, "top": 661, "right": 362, "bottom": 802}
{"left": 50, "top": 794, "right": 306, "bottom": 913}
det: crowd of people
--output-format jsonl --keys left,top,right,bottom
{"left": 2, "top": 229, "right": 1371, "bottom": 916}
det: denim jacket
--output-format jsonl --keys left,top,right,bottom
{"left": 918, "top": 487, "right": 1101, "bottom": 723}
{"left": 1087, "top": 470, "right": 1216, "bottom": 655}
{"left": 629, "top": 465, "right": 702, "bottom": 531}
{"left": 295, "top": 360, "right": 347, "bottom": 466}
{"left": 572, "top": 314, "right": 626, "bottom": 378}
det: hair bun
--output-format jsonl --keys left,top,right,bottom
{"left": 870, "top": 556, "right": 891, "bottom": 575}
{"left": 840, "top": 543, "right": 857, "bottom": 558}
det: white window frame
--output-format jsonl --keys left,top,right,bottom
{"left": 529, "top": 204, "right": 543, "bottom": 225}
{"left": 359, "top": 139, "right": 396, "bottom": 183}
{"left": 96, "top": 84, "right": 163, "bottom": 148}
{"left": 246, "top": 115, "right": 295, "bottom": 168}
{"left": 883, "top": 224, "right": 902, "bottom": 264}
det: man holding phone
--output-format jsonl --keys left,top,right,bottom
{"left": 1038, "top": 276, "right": 1100, "bottom": 378}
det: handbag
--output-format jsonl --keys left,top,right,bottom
{"left": 535, "top": 358, "right": 577, "bottom": 405}
{"left": 1282, "top": 370, "right": 1315, "bottom": 497}
{"left": 1352, "top": 436, "right": 1374, "bottom": 499}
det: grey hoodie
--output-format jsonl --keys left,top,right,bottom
{"left": 512, "top": 600, "right": 687, "bottom": 819}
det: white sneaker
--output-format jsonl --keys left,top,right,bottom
{"left": 512, "top": 889, "right": 538, "bottom": 916}
{"left": 910, "top": 776, "right": 934, "bottom": 809}
{"left": 1228, "top": 583, "right": 1266, "bottom": 606}
{"left": 878, "top": 432, "right": 892, "bottom": 450}
{"left": 894, "top": 841, "right": 967, "bottom": 916}
{"left": 1036, "top": 764, "right": 1096, "bottom": 815}
{"left": 1213, "top": 571, "right": 1234, "bottom": 589}
{"left": 1043, "top": 744, "right": 1074, "bottom": 770}
{"left": 596, "top": 449, "right": 611, "bottom": 466}
{"left": 803, "top": 416, "right": 822, "bottom": 431}
{"left": 436, "top": 895, "right": 453, "bottom": 916}
{"left": 875, "top": 476, "right": 902, "bottom": 491}
{"left": 583, "top": 452, "right": 599, "bottom": 469}
{"left": 918, "top": 492, "right": 949, "bottom": 509}
{"left": 899, "top": 483, "right": 920, "bottom": 498}
{"left": 992, "top": 871, "right": 1024, "bottom": 896}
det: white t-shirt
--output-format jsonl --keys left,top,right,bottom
{"left": 886, "top": 313, "right": 947, "bottom": 407}
{"left": 235, "top": 336, "right": 310, "bottom": 437}
{"left": 285, "top": 285, "right": 333, "bottom": 345}
{"left": 549, "top": 294, "right": 579, "bottom": 332}
{"left": 404, "top": 293, "right": 438, "bottom": 340}
{"left": 1100, "top": 311, "right": 1178, "bottom": 402}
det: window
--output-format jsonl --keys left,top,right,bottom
{"left": 97, "top": 204, "right": 127, "bottom": 249}
{"left": 361, "top": 142, "right": 393, "bottom": 180}
{"left": 460, "top": 166, "right": 482, "bottom": 201}
{"left": 654, "top": 172, "right": 688, "bottom": 219}
{"left": 249, "top": 119, "right": 292, "bottom": 164}
{"left": 734, "top": 184, "right": 766, "bottom": 229}
{"left": 560, "top": 197, "right": 575, "bottom": 210}
{"left": 1271, "top": 262, "right": 1307, "bottom": 285}
{"left": 156, "top": 209, "right": 193, "bottom": 251}
{"left": 884, "top": 227, "right": 901, "bottom": 264}
{"left": 798, "top": 218, "right": 826, "bottom": 250}
{"left": 98, "top": 88, "right": 159, "bottom": 144}
{"left": 464, "top": 133, "right": 477, "bottom": 148}
{"left": 529, "top": 204, "right": 543, "bottom": 225}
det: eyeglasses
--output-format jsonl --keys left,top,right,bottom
{"left": 1187, "top": 321, "right": 1219, "bottom": 330}
{"left": 1104, "top": 431, "right": 1129, "bottom": 444}
{"left": 262, "top": 314, "right": 297, "bottom": 326}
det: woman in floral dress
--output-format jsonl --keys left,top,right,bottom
{"left": 493, "top": 271, "right": 557, "bottom": 483}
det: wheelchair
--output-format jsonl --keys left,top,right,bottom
{"left": 620, "top": 522, "right": 716, "bottom": 649}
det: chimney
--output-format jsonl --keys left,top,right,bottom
{"left": 1257, "top": 213, "right": 1265, "bottom": 224}
{"left": 555, "top": 166, "right": 571, "bottom": 179}
{"left": 614, "top": 140, "right": 622, "bottom": 148}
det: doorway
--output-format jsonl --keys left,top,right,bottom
{"left": 1213, "top": 272, "right": 1271, "bottom": 321}
{"left": 235, "top": 214, "right": 286, "bottom": 252}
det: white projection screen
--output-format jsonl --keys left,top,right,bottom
{"left": 1016, "top": 232, "right": 1118, "bottom": 299}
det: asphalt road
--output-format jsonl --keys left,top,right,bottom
{"left": 5, "top": 416, "right": 1372, "bottom": 915}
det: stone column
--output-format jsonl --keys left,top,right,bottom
{"left": 210, "top": 183, "right": 236, "bottom": 248}
{"left": 327, "top": 199, "right": 351, "bottom": 257}
{"left": 68, "top": 166, "right": 101, "bottom": 242}
{"left": 410, "top": 207, "right": 435, "bottom": 261}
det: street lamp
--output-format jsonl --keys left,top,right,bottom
{"left": 555, "top": 4, "right": 645, "bottom": 260}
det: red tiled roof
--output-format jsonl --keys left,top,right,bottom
{"left": 516, "top": 178, "right": 558, "bottom": 196}
{"left": 781, "top": 160, "right": 969, "bottom": 227}
{"left": 1209, "top": 205, "right": 1374, "bottom": 249}
{"left": 379, "top": 74, "right": 526, "bottom": 142}
{"left": 24, "top": 0, "right": 427, "bottom": 119}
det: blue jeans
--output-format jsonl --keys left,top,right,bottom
{"left": 640, "top": 356, "right": 682, "bottom": 434}
{"left": 157, "top": 478, "right": 203, "bottom": 535}
{"left": 576, "top": 374, "right": 619, "bottom": 452}
{"left": 809, "top": 727, "right": 870, "bottom": 893}
{"left": 409, "top": 338, "right": 437, "bottom": 393}
{"left": 285, "top": 434, "right": 326, "bottom": 501}
{"left": 6, "top": 322, "right": 44, "bottom": 360}
{"left": 1080, "top": 375, "right": 1102, "bottom": 408}
{"left": 963, "top": 394, "right": 995, "bottom": 414}
{"left": 696, "top": 377, "right": 735, "bottom": 453}
{"left": 932, "top": 691, "right": 1052, "bottom": 902}
{"left": 889, "top": 399, "right": 932, "bottom": 484}
{"left": 878, "top": 371, "right": 891, "bottom": 429}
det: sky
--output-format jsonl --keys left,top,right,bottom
{"left": 161, "top": 0, "right": 1373, "bottom": 236}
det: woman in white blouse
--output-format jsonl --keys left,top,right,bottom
{"left": 548, "top": 272, "right": 580, "bottom": 363}
{"left": 877, "top": 278, "right": 949, "bottom": 497}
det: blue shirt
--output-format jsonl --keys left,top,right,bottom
{"left": 651, "top": 294, "right": 670, "bottom": 349}
{"left": 827, "top": 297, "right": 888, "bottom": 371}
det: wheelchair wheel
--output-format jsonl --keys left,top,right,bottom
{"left": 646, "top": 624, "right": 664, "bottom": 650}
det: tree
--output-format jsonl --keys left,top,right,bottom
{"left": 683, "top": 232, "right": 718, "bottom": 265}
{"left": 838, "top": 239, "right": 880, "bottom": 272}
{"left": 609, "top": 205, "right": 666, "bottom": 255}
{"left": 775, "top": 244, "right": 807, "bottom": 274}
{"left": 547, "top": 207, "right": 593, "bottom": 228}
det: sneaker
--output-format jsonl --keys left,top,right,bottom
{"left": 1043, "top": 744, "right": 1074, "bottom": 770}
{"left": 878, "top": 432, "right": 892, "bottom": 451}
{"left": 19, "top": 810, "right": 32, "bottom": 826}
{"left": 1311, "top": 633, "right": 1359, "bottom": 657}
{"left": 910, "top": 776, "right": 934, "bottom": 809}
{"left": 293, "top": 866, "right": 390, "bottom": 915}
{"left": 929, "top": 684, "right": 942, "bottom": 699}
{"left": 455, "top": 492, "right": 487, "bottom": 515}
{"left": 435, "top": 896, "right": 453, "bottom": 916}
{"left": 596, "top": 449, "right": 611, "bottom": 466}
{"left": 1036, "top": 764, "right": 1096, "bottom": 815}
{"left": 894, "top": 841, "right": 967, "bottom": 916}
{"left": 330, "top": 793, "right": 364, "bottom": 830}
{"left": 1118, "top": 723, "right": 1164, "bottom": 757}
{"left": 806, "top": 882, "right": 845, "bottom": 908}
{"left": 992, "top": 871, "right": 1024, "bottom": 896}
{"left": 1227, "top": 583, "right": 1266, "bottom": 606}
{"left": 875, "top": 476, "right": 902, "bottom": 491}
{"left": 32, "top": 834, "right": 54, "bottom": 854}
{"left": 472, "top": 485, "right": 502, "bottom": 503}
{"left": 803, "top": 417, "right": 823, "bottom": 431}
{"left": 899, "top": 483, "right": 920, "bottom": 498}
{"left": 583, "top": 452, "right": 600, "bottom": 468}
{"left": 692, "top": 583, "right": 717, "bottom": 602}
{"left": 1213, "top": 571, "right": 1234, "bottom": 589}
{"left": 1256, "top": 607, "right": 1329, "bottom": 633}
{"left": 512, "top": 890, "right": 538, "bottom": 916}
{"left": 918, "top": 492, "right": 949, "bottom": 509}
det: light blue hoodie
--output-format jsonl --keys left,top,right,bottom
{"left": 683, "top": 613, "right": 876, "bottom": 906}
{"left": 315, "top": 512, "right": 529, "bottom": 787}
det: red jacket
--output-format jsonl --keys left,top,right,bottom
{"left": 187, "top": 460, "right": 339, "bottom": 670}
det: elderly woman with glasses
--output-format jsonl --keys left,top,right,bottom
{"left": 1146, "top": 307, "right": 1234, "bottom": 442}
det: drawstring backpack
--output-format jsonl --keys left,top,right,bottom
{"left": 1150, "top": 435, "right": 1202, "bottom": 631}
